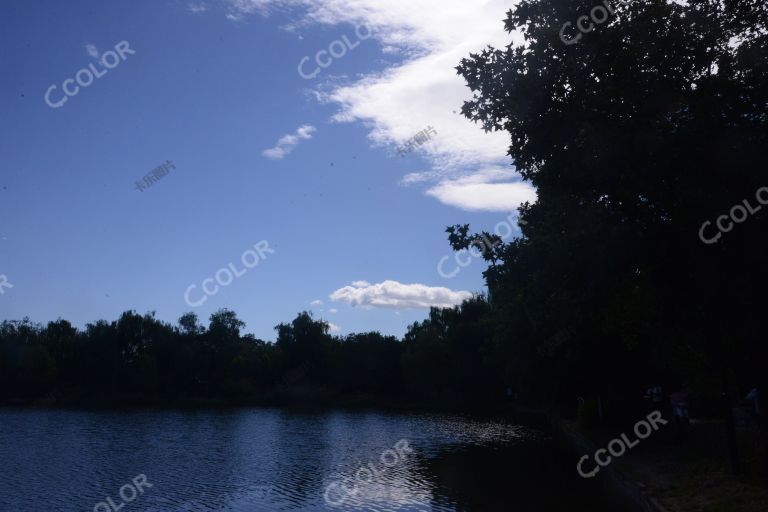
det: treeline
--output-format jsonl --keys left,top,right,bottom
{"left": 0, "top": 299, "right": 503, "bottom": 404}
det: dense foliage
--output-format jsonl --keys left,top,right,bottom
{"left": 0, "top": 301, "right": 501, "bottom": 405}
{"left": 450, "top": 0, "right": 768, "bottom": 423}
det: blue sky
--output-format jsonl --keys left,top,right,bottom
{"left": 0, "top": 0, "right": 534, "bottom": 341}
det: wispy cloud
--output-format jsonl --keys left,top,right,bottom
{"left": 227, "top": 0, "right": 272, "bottom": 18}
{"left": 310, "top": 299, "right": 323, "bottom": 306}
{"left": 188, "top": 2, "right": 208, "bottom": 13}
{"left": 400, "top": 170, "right": 445, "bottom": 186}
{"left": 225, "top": 0, "right": 534, "bottom": 211}
{"left": 262, "top": 124, "right": 316, "bottom": 160}
{"left": 330, "top": 280, "right": 472, "bottom": 310}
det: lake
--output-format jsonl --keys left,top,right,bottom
{"left": 0, "top": 408, "right": 615, "bottom": 511}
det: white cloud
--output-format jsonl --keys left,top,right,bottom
{"left": 226, "top": 0, "right": 532, "bottom": 211}
{"left": 188, "top": 2, "right": 208, "bottom": 13}
{"left": 262, "top": 124, "right": 316, "bottom": 160}
{"left": 351, "top": 280, "right": 370, "bottom": 287}
{"left": 401, "top": 167, "right": 536, "bottom": 210}
{"left": 427, "top": 180, "right": 535, "bottom": 211}
{"left": 327, "top": 322, "right": 341, "bottom": 333}
{"left": 329, "top": 308, "right": 338, "bottom": 313}
{"left": 330, "top": 280, "right": 472, "bottom": 310}
{"left": 424, "top": 168, "right": 537, "bottom": 211}
{"left": 85, "top": 44, "right": 99, "bottom": 59}
{"left": 310, "top": 299, "right": 323, "bottom": 306}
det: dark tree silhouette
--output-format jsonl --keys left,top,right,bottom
{"left": 454, "top": 0, "right": 768, "bottom": 469}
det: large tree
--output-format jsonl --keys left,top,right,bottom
{"left": 453, "top": 0, "right": 768, "bottom": 432}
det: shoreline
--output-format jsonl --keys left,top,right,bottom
{"left": 0, "top": 390, "right": 514, "bottom": 417}
{"left": 508, "top": 405, "right": 768, "bottom": 512}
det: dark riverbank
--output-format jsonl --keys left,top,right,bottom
{"left": 0, "top": 388, "right": 513, "bottom": 415}
{"left": 509, "top": 406, "right": 768, "bottom": 512}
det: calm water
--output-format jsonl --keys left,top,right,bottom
{"left": 0, "top": 408, "right": 614, "bottom": 511}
